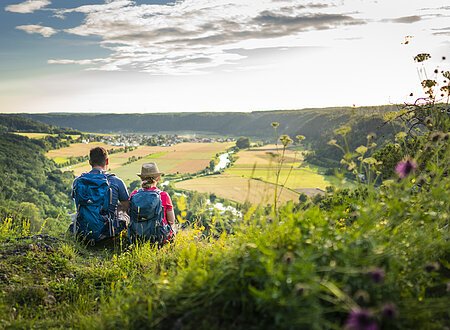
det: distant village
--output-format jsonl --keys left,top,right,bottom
{"left": 81, "top": 133, "right": 234, "bottom": 147}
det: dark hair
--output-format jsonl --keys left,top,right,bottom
{"left": 89, "top": 147, "right": 108, "bottom": 167}
{"left": 141, "top": 176, "right": 159, "bottom": 188}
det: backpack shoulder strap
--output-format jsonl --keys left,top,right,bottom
{"left": 78, "top": 172, "right": 90, "bottom": 179}
{"left": 130, "top": 188, "right": 143, "bottom": 200}
{"left": 104, "top": 174, "right": 113, "bottom": 207}
{"left": 149, "top": 189, "right": 162, "bottom": 199}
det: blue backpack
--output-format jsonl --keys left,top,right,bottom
{"left": 73, "top": 172, "right": 114, "bottom": 242}
{"left": 128, "top": 189, "right": 171, "bottom": 244}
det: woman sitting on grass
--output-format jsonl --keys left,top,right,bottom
{"left": 128, "top": 162, "right": 176, "bottom": 244}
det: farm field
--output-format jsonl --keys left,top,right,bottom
{"left": 227, "top": 145, "right": 338, "bottom": 192}
{"left": 15, "top": 132, "right": 81, "bottom": 140}
{"left": 46, "top": 142, "right": 121, "bottom": 165}
{"left": 176, "top": 144, "right": 346, "bottom": 201}
{"left": 61, "top": 145, "right": 169, "bottom": 175}
{"left": 14, "top": 132, "right": 57, "bottom": 139}
{"left": 232, "top": 144, "right": 302, "bottom": 168}
{"left": 114, "top": 142, "right": 234, "bottom": 183}
{"left": 46, "top": 142, "right": 121, "bottom": 161}
{"left": 48, "top": 142, "right": 234, "bottom": 182}
{"left": 226, "top": 167, "right": 331, "bottom": 190}
{"left": 175, "top": 174, "right": 299, "bottom": 204}
{"left": 47, "top": 141, "right": 339, "bottom": 203}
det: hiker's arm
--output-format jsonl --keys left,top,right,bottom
{"left": 119, "top": 200, "right": 129, "bottom": 213}
{"left": 166, "top": 209, "right": 176, "bottom": 227}
{"left": 162, "top": 192, "right": 176, "bottom": 232}
{"left": 116, "top": 178, "right": 130, "bottom": 214}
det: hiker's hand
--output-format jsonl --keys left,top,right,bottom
{"left": 171, "top": 224, "right": 178, "bottom": 234}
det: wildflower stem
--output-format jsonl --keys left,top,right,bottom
{"left": 277, "top": 150, "right": 298, "bottom": 205}
{"left": 274, "top": 145, "right": 286, "bottom": 216}
{"left": 245, "top": 162, "right": 257, "bottom": 204}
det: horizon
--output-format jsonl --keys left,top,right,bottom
{"left": 1, "top": 0, "right": 449, "bottom": 113}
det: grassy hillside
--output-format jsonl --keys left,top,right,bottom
{"left": 0, "top": 163, "right": 448, "bottom": 329}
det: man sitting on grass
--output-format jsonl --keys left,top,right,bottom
{"left": 70, "top": 147, "right": 130, "bottom": 243}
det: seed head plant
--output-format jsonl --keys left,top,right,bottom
{"left": 385, "top": 53, "right": 449, "bottom": 137}
{"left": 328, "top": 125, "right": 382, "bottom": 186}
{"left": 270, "top": 123, "right": 304, "bottom": 216}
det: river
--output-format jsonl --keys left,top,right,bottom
{"left": 214, "top": 152, "right": 232, "bottom": 172}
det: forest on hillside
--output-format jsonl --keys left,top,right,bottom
{"left": 0, "top": 114, "right": 79, "bottom": 135}
{"left": 25, "top": 105, "right": 397, "bottom": 137}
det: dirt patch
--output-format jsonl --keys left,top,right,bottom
{"left": 172, "top": 159, "right": 209, "bottom": 173}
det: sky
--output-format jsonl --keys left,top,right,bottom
{"left": 0, "top": 0, "right": 449, "bottom": 113}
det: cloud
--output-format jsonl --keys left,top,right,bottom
{"left": 420, "top": 5, "right": 450, "bottom": 11}
{"left": 389, "top": 15, "right": 422, "bottom": 24}
{"left": 47, "top": 58, "right": 108, "bottom": 65}
{"left": 54, "top": 0, "right": 133, "bottom": 19}
{"left": 45, "top": 0, "right": 364, "bottom": 74}
{"left": 16, "top": 24, "right": 57, "bottom": 37}
{"left": 5, "top": 0, "right": 51, "bottom": 14}
{"left": 253, "top": 11, "right": 360, "bottom": 31}
{"left": 432, "top": 26, "right": 450, "bottom": 36}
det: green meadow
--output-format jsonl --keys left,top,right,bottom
{"left": 53, "top": 156, "right": 70, "bottom": 165}
{"left": 226, "top": 166, "right": 332, "bottom": 190}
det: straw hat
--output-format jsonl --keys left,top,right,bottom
{"left": 137, "top": 162, "right": 164, "bottom": 178}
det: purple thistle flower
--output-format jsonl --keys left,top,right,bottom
{"left": 368, "top": 268, "right": 385, "bottom": 284}
{"left": 382, "top": 303, "right": 398, "bottom": 319}
{"left": 345, "top": 309, "right": 379, "bottom": 330}
{"left": 395, "top": 158, "right": 417, "bottom": 178}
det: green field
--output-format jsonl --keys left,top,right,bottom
{"left": 53, "top": 157, "right": 70, "bottom": 165}
{"left": 175, "top": 174, "right": 300, "bottom": 204}
{"left": 229, "top": 145, "right": 351, "bottom": 191}
{"left": 226, "top": 166, "right": 329, "bottom": 189}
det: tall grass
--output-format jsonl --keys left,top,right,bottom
{"left": 1, "top": 158, "right": 448, "bottom": 329}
